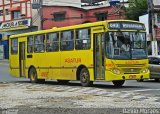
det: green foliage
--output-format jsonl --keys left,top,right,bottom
{"left": 126, "top": 0, "right": 148, "bottom": 20}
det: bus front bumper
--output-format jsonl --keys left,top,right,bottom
{"left": 105, "top": 71, "right": 150, "bottom": 81}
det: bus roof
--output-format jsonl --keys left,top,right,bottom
{"left": 10, "top": 20, "right": 144, "bottom": 39}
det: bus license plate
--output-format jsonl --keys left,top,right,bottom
{"left": 129, "top": 75, "right": 136, "bottom": 79}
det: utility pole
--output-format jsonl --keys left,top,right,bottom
{"left": 40, "top": 0, "right": 43, "bottom": 30}
{"left": 148, "top": 0, "right": 158, "bottom": 55}
{"left": 32, "top": 0, "right": 43, "bottom": 30}
{"left": 148, "top": 0, "right": 154, "bottom": 40}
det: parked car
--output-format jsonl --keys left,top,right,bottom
{"left": 138, "top": 55, "right": 160, "bottom": 82}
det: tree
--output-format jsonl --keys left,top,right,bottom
{"left": 125, "top": 0, "right": 148, "bottom": 20}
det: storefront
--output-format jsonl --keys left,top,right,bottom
{"left": 0, "top": 18, "right": 37, "bottom": 59}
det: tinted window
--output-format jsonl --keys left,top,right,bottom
{"left": 11, "top": 38, "right": 18, "bottom": 54}
{"left": 34, "top": 34, "right": 45, "bottom": 53}
{"left": 27, "top": 36, "right": 34, "bottom": 53}
{"left": 75, "top": 28, "right": 91, "bottom": 50}
{"left": 46, "top": 33, "right": 59, "bottom": 52}
{"left": 60, "top": 30, "right": 74, "bottom": 51}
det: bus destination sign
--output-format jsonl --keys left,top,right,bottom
{"left": 108, "top": 22, "right": 145, "bottom": 30}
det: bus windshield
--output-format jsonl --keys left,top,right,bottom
{"left": 106, "top": 31, "right": 147, "bottom": 60}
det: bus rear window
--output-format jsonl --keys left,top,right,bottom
{"left": 11, "top": 38, "right": 18, "bottom": 54}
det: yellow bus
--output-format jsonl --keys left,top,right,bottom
{"left": 9, "top": 20, "right": 149, "bottom": 87}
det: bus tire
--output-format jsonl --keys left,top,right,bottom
{"left": 29, "top": 67, "right": 38, "bottom": 83}
{"left": 29, "top": 67, "right": 46, "bottom": 83}
{"left": 57, "top": 80, "right": 69, "bottom": 84}
{"left": 112, "top": 80, "right": 125, "bottom": 87}
{"left": 80, "top": 68, "right": 93, "bottom": 87}
{"left": 29, "top": 67, "right": 45, "bottom": 83}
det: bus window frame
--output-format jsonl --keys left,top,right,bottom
{"left": 34, "top": 34, "right": 46, "bottom": 53}
{"left": 46, "top": 32, "right": 59, "bottom": 52}
{"left": 27, "top": 35, "right": 34, "bottom": 54}
{"left": 11, "top": 38, "right": 18, "bottom": 55}
{"left": 60, "top": 30, "right": 74, "bottom": 51}
{"left": 75, "top": 28, "right": 91, "bottom": 50}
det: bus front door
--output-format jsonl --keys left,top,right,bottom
{"left": 19, "top": 42, "right": 25, "bottom": 77}
{"left": 94, "top": 33, "right": 105, "bottom": 80}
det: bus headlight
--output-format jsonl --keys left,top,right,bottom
{"left": 112, "top": 68, "right": 121, "bottom": 74}
{"left": 141, "top": 68, "right": 148, "bottom": 73}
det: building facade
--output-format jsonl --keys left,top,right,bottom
{"left": 42, "top": 3, "right": 125, "bottom": 29}
{"left": 0, "top": 0, "right": 38, "bottom": 59}
{"left": 147, "top": 0, "right": 160, "bottom": 55}
{"left": 153, "top": 0, "right": 160, "bottom": 54}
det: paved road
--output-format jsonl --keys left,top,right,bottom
{"left": 1, "top": 61, "right": 160, "bottom": 114}
{"left": 0, "top": 60, "right": 28, "bottom": 82}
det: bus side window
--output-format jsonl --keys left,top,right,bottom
{"left": 11, "top": 38, "right": 18, "bottom": 54}
{"left": 27, "top": 36, "right": 33, "bottom": 53}
{"left": 34, "top": 34, "right": 45, "bottom": 53}
{"left": 75, "top": 28, "right": 90, "bottom": 50}
{"left": 46, "top": 32, "right": 59, "bottom": 52}
{"left": 60, "top": 30, "right": 74, "bottom": 51}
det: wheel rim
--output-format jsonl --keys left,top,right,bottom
{"left": 81, "top": 70, "right": 88, "bottom": 83}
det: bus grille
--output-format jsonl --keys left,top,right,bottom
{"left": 116, "top": 64, "right": 145, "bottom": 67}
{"left": 120, "top": 68, "right": 141, "bottom": 74}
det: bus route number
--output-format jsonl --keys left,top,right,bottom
{"left": 41, "top": 72, "right": 48, "bottom": 77}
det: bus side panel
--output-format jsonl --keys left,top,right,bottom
{"left": 10, "top": 54, "right": 20, "bottom": 77}
{"left": 45, "top": 52, "right": 61, "bottom": 80}
{"left": 25, "top": 53, "right": 35, "bottom": 78}
{"left": 33, "top": 53, "right": 48, "bottom": 79}
{"left": 33, "top": 52, "right": 60, "bottom": 80}
{"left": 76, "top": 50, "right": 94, "bottom": 81}
{"left": 60, "top": 50, "right": 94, "bottom": 81}
{"left": 9, "top": 38, "right": 19, "bottom": 78}
{"left": 60, "top": 51, "right": 76, "bottom": 80}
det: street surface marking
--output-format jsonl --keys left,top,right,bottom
{"left": 2, "top": 82, "right": 160, "bottom": 103}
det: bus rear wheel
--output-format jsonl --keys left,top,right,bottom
{"left": 80, "top": 68, "right": 93, "bottom": 87}
{"left": 29, "top": 67, "right": 45, "bottom": 83}
{"left": 112, "top": 80, "right": 125, "bottom": 87}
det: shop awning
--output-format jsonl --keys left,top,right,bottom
{"left": 0, "top": 26, "right": 28, "bottom": 32}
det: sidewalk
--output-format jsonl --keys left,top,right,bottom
{"left": 0, "top": 59, "right": 9, "bottom": 64}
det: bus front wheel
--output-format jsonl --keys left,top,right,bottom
{"left": 80, "top": 68, "right": 93, "bottom": 87}
{"left": 112, "top": 80, "right": 125, "bottom": 87}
